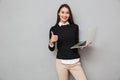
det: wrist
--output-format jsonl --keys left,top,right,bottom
{"left": 49, "top": 42, "right": 54, "bottom": 47}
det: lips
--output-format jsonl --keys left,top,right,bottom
{"left": 62, "top": 17, "right": 68, "bottom": 20}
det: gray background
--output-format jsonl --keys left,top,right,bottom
{"left": 0, "top": 0, "right": 120, "bottom": 80}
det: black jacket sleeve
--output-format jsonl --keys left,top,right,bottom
{"left": 75, "top": 24, "right": 79, "bottom": 43}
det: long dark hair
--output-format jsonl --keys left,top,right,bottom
{"left": 54, "top": 4, "right": 74, "bottom": 26}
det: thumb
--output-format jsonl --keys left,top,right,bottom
{"left": 51, "top": 31, "right": 54, "bottom": 36}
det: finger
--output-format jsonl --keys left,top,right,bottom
{"left": 55, "top": 35, "right": 58, "bottom": 40}
{"left": 51, "top": 31, "right": 54, "bottom": 36}
{"left": 55, "top": 36, "right": 58, "bottom": 41}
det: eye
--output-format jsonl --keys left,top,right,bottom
{"left": 61, "top": 11, "right": 64, "bottom": 14}
{"left": 66, "top": 12, "right": 69, "bottom": 14}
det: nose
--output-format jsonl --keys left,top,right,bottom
{"left": 63, "top": 14, "right": 67, "bottom": 17}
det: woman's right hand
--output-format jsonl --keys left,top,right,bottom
{"left": 49, "top": 31, "right": 58, "bottom": 45}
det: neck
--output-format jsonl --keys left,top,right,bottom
{"left": 60, "top": 21, "right": 68, "bottom": 24}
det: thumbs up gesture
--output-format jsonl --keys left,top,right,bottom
{"left": 49, "top": 31, "right": 58, "bottom": 45}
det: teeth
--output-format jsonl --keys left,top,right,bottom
{"left": 62, "top": 17, "right": 67, "bottom": 19}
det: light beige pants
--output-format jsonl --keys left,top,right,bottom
{"left": 56, "top": 59, "right": 87, "bottom": 80}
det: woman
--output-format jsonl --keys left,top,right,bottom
{"left": 48, "top": 4, "right": 87, "bottom": 80}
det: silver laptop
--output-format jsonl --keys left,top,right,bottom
{"left": 70, "top": 26, "right": 97, "bottom": 49}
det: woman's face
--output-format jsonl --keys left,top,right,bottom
{"left": 58, "top": 7, "right": 70, "bottom": 23}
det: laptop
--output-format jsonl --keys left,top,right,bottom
{"left": 70, "top": 26, "right": 97, "bottom": 49}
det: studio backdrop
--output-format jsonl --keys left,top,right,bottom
{"left": 0, "top": 0, "right": 120, "bottom": 80}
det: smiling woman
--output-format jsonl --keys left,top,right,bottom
{"left": 58, "top": 7, "right": 70, "bottom": 23}
{"left": 48, "top": 4, "right": 87, "bottom": 80}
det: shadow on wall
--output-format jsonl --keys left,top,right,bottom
{"left": 79, "top": 46, "right": 95, "bottom": 59}
{"left": 78, "top": 46, "right": 95, "bottom": 80}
